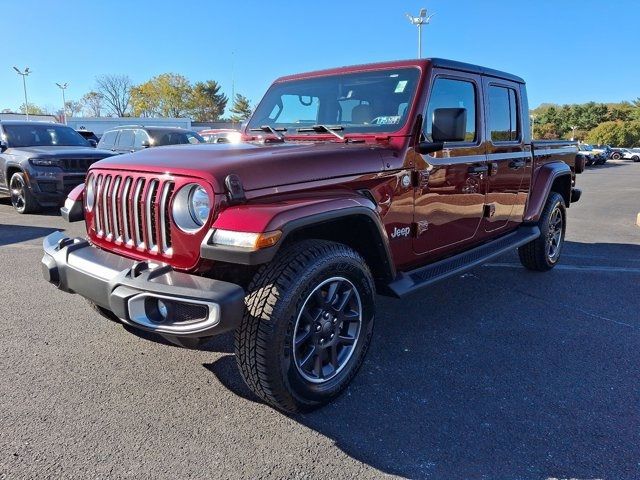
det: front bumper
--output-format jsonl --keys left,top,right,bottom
{"left": 31, "top": 172, "right": 86, "bottom": 207}
{"left": 41, "top": 231, "right": 245, "bottom": 340}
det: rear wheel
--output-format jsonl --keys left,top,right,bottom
{"left": 633, "top": 156, "right": 640, "bottom": 163}
{"left": 518, "top": 192, "right": 566, "bottom": 272}
{"left": 235, "top": 239, "right": 375, "bottom": 413}
{"left": 9, "top": 172, "right": 40, "bottom": 214}
{"left": 611, "top": 152, "right": 621, "bottom": 160}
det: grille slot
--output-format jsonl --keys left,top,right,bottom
{"left": 92, "top": 173, "right": 174, "bottom": 255}
{"left": 133, "top": 178, "right": 146, "bottom": 248}
{"left": 121, "top": 177, "right": 132, "bottom": 244}
{"left": 101, "top": 176, "right": 112, "bottom": 237}
{"left": 160, "top": 182, "right": 174, "bottom": 254}
{"left": 146, "top": 180, "right": 159, "bottom": 252}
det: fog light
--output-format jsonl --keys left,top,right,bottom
{"left": 157, "top": 299, "right": 169, "bottom": 320}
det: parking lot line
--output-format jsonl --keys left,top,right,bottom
{"left": 484, "top": 262, "right": 640, "bottom": 274}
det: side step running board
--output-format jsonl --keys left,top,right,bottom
{"left": 386, "top": 225, "right": 540, "bottom": 298}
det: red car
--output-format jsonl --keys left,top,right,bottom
{"left": 199, "top": 129, "right": 241, "bottom": 144}
{"left": 43, "top": 58, "right": 582, "bottom": 412}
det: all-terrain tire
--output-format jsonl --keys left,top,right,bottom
{"left": 235, "top": 239, "right": 375, "bottom": 413}
{"left": 518, "top": 192, "right": 566, "bottom": 272}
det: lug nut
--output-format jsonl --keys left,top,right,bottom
{"left": 315, "top": 324, "right": 321, "bottom": 332}
{"left": 323, "top": 312, "right": 330, "bottom": 319}
{"left": 330, "top": 333, "right": 334, "bottom": 339}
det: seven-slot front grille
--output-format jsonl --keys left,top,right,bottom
{"left": 93, "top": 173, "right": 174, "bottom": 255}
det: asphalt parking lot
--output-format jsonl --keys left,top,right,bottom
{"left": 1, "top": 160, "right": 639, "bottom": 479}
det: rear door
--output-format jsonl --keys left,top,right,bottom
{"left": 482, "top": 79, "right": 530, "bottom": 233}
{"left": 412, "top": 72, "right": 488, "bottom": 256}
{"left": 115, "top": 129, "right": 135, "bottom": 154}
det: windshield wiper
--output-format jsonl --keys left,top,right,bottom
{"left": 249, "top": 125, "right": 287, "bottom": 140}
{"left": 297, "top": 124, "right": 345, "bottom": 141}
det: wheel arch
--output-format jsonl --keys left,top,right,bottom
{"left": 5, "top": 164, "right": 24, "bottom": 187}
{"left": 523, "top": 162, "right": 572, "bottom": 223}
{"left": 281, "top": 210, "right": 396, "bottom": 285}
{"left": 202, "top": 203, "right": 396, "bottom": 286}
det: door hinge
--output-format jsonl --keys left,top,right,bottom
{"left": 411, "top": 220, "right": 429, "bottom": 237}
{"left": 483, "top": 204, "right": 496, "bottom": 218}
{"left": 411, "top": 170, "right": 430, "bottom": 189}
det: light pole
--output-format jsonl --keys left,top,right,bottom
{"left": 13, "top": 66, "right": 31, "bottom": 121}
{"left": 571, "top": 125, "right": 577, "bottom": 141}
{"left": 56, "top": 83, "right": 68, "bottom": 124}
{"left": 406, "top": 8, "right": 435, "bottom": 58}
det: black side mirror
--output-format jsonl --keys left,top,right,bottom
{"left": 0, "top": 140, "right": 8, "bottom": 152}
{"left": 416, "top": 107, "right": 468, "bottom": 155}
{"left": 432, "top": 108, "right": 467, "bottom": 142}
{"left": 88, "top": 139, "right": 97, "bottom": 147}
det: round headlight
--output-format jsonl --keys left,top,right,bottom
{"left": 85, "top": 175, "right": 96, "bottom": 211}
{"left": 172, "top": 184, "right": 211, "bottom": 232}
{"left": 189, "top": 186, "right": 211, "bottom": 226}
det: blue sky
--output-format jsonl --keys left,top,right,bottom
{"left": 1, "top": 0, "right": 637, "bottom": 114}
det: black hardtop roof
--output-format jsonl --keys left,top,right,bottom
{"left": 276, "top": 58, "right": 525, "bottom": 85}
{"left": 429, "top": 58, "right": 525, "bottom": 84}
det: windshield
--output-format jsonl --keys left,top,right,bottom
{"left": 147, "top": 129, "right": 204, "bottom": 146}
{"left": 248, "top": 67, "right": 421, "bottom": 135}
{"left": 3, "top": 124, "right": 90, "bottom": 148}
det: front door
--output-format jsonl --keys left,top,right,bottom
{"left": 413, "top": 73, "right": 487, "bottom": 256}
{"left": 482, "top": 80, "right": 529, "bottom": 233}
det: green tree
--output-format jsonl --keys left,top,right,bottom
{"left": 585, "top": 121, "right": 640, "bottom": 147}
{"left": 229, "top": 94, "right": 252, "bottom": 124}
{"left": 19, "top": 103, "right": 45, "bottom": 115}
{"left": 533, "top": 122, "right": 559, "bottom": 140}
{"left": 130, "top": 83, "right": 159, "bottom": 117}
{"left": 130, "top": 73, "right": 192, "bottom": 117}
{"left": 189, "top": 80, "right": 228, "bottom": 122}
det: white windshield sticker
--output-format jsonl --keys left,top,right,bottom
{"left": 371, "top": 116, "right": 401, "bottom": 125}
{"left": 395, "top": 80, "right": 408, "bottom": 93}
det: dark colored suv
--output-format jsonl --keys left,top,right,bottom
{"left": 97, "top": 126, "right": 204, "bottom": 154}
{"left": 0, "top": 121, "right": 114, "bottom": 213}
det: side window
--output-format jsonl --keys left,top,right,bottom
{"left": 116, "top": 129, "right": 135, "bottom": 149}
{"left": 424, "top": 78, "right": 477, "bottom": 142}
{"left": 99, "top": 130, "right": 118, "bottom": 148}
{"left": 488, "top": 86, "right": 519, "bottom": 142}
{"left": 133, "top": 129, "right": 149, "bottom": 149}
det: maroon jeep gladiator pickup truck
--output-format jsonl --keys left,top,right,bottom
{"left": 42, "top": 58, "right": 583, "bottom": 412}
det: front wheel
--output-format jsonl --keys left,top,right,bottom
{"left": 235, "top": 239, "right": 375, "bottom": 413}
{"left": 10, "top": 172, "right": 40, "bottom": 214}
{"left": 633, "top": 156, "right": 640, "bottom": 163}
{"left": 518, "top": 192, "right": 566, "bottom": 272}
